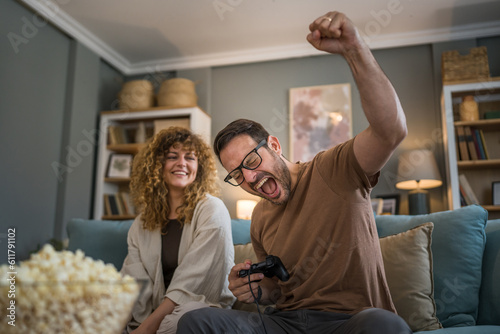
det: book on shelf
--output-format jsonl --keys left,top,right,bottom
{"left": 108, "top": 125, "right": 127, "bottom": 145}
{"left": 104, "top": 192, "right": 135, "bottom": 216}
{"left": 455, "top": 126, "right": 469, "bottom": 161}
{"left": 459, "top": 184, "right": 470, "bottom": 206}
{"left": 107, "top": 194, "right": 120, "bottom": 215}
{"left": 103, "top": 194, "right": 112, "bottom": 216}
{"left": 472, "top": 129, "right": 485, "bottom": 159}
{"left": 118, "top": 192, "right": 135, "bottom": 215}
{"left": 463, "top": 126, "right": 478, "bottom": 160}
{"left": 459, "top": 174, "right": 479, "bottom": 205}
{"left": 478, "top": 129, "right": 490, "bottom": 159}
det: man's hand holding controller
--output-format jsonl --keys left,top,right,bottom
{"left": 228, "top": 255, "right": 289, "bottom": 304}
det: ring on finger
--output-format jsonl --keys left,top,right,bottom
{"left": 322, "top": 16, "right": 332, "bottom": 22}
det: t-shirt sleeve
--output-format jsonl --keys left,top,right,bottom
{"left": 315, "top": 137, "right": 379, "bottom": 199}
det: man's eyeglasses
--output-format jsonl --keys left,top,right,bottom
{"left": 224, "top": 139, "right": 267, "bottom": 186}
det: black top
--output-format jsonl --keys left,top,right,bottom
{"left": 161, "top": 219, "right": 183, "bottom": 290}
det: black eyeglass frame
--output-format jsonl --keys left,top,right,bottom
{"left": 224, "top": 139, "right": 267, "bottom": 186}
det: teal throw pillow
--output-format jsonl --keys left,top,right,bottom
{"left": 376, "top": 205, "right": 488, "bottom": 328}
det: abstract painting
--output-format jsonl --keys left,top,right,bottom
{"left": 289, "top": 83, "right": 352, "bottom": 162}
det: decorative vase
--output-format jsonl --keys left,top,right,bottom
{"left": 459, "top": 95, "right": 479, "bottom": 121}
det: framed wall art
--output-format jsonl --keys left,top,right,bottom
{"left": 289, "top": 83, "right": 352, "bottom": 162}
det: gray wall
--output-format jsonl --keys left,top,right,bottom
{"left": 0, "top": 0, "right": 123, "bottom": 261}
{"left": 1, "top": 0, "right": 70, "bottom": 261}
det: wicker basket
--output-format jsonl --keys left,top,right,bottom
{"left": 118, "top": 80, "right": 155, "bottom": 110}
{"left": 441, "top": 46, "right": 490, "bottom": 83}
{"left": 157, "top": 78, "right": 198, "bottom": 108}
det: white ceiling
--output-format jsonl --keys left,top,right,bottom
{"left": 22, "top": 0, "right": 500, "bottom": 75}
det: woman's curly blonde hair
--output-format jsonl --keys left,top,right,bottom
{"left": 130, "top": 126, "right": 219, "bottom": 230}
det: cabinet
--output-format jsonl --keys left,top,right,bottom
{"left": 93, "top": 107, "right": 211, "bottom": 220}
{"left": 441, "top": 78, "right": 500, "bottom": 219}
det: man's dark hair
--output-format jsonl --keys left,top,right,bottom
{"left": 213, "top": 119, "right": 270, "bottom": 163}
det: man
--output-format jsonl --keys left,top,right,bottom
{"left": 177, "top": 11, "right": 410, "bottom": 334}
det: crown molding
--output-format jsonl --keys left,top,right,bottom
{"left": 21, "top": 0, "right": 500, "bottom": 75}
{"left": 20, "top": 0, "right": 131, "bottom": 73}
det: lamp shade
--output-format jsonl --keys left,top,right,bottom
{"left": 395, "top": 150, "right": 442, "bottom": 190}
{"left": 236, "top": 200, "right": 257, "bottom": 220}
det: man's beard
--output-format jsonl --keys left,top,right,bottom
{"left": 256, "top": 152, "right": 292, "bottom": 206}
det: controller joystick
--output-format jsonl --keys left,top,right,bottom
{"left": 239, "top": 255, "right": 289, "bottom": 282}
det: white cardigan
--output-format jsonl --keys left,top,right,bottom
{"left": 121, "top": 195, "right": 236, "bottom": 326}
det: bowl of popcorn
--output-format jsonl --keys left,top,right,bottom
{"left": 0, "top": 244, "right": 141, "bottom": 334}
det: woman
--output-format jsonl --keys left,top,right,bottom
{"left": 121, "top": 127, "right": 235, "bottom": 334}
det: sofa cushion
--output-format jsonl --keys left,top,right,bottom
{"left": 67, "top": 218, "right": 133, "bottom": 271}
{"left": 376, "top": 205, "right": 488, "bottom": 328}
{"left": 231, "top": 219, "right": 252, "bottom": 245}
{"left": 379, "top": 222, "right": 441, "bottom": 332}
{"left": 477, "top": 219, "right": 500, "bottom": 325}
{"left": 234, "top": 243, "right": 258, "bottom": 265}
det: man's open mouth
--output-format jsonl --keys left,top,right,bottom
{"left": 254, "top": 176, "right": 279, "bottom": 198}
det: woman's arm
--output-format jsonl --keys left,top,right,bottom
{"left": 130, "top": 297, "right": 176, "bottom": 334}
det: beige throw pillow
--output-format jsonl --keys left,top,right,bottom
{"left": 234, "top": 243, "right": 258, "bottom": 266}
{"left": 380, "top": 222, "right": 442, "bottom": 332}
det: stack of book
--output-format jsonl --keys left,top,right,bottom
{"left": 459, "top": 174, "right": 479, "bottom": 206}
{"left": 103, "top": 192, "right": 135, "bottom": 216}
{"left": 455, "top": 126, "right": 490, "bottom": 161}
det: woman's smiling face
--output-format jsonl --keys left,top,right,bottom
{"left": 163, "top": 143, "right": 198, "bottom": 192}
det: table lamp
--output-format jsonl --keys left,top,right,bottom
{"left": 236, "top": 200, "right": 258, "bottom": 220}
{"left": 395, "top": 150, "right": 442, "bottom": 215}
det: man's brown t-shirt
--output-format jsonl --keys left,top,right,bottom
{"left": 251, "top": 138, "right": 396, "bottom": 314}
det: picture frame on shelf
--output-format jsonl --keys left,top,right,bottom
{"left": 376, "top": 194, "right": 401, "bottom": 215}
{"left": 371, "top": 198, "right": 383, "bottom": 215}
{"left": 493, "top": 181, "right": 500, "bottom": 206}
{"left": 106, "top": 154, "right": 133, "bottom": 178}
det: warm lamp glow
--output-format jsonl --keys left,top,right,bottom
{"left": 395, "top": 150, "right": 442, "bottom": 190}
{"left": 395, "top": 149, "right": 442, "bottom": 215}
{"left": 236, "top": 200, "right": 257, "bottom": 220}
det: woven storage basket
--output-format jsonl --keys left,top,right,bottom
{"left": 441, "top": 46, "right": 490, "bottom": 83}
{"left": 118, "top": 80, "right": 154, "bottom": 110}
{"left": 157, "top": 78, "right": 197, "bottom": 108}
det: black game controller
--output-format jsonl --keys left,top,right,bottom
{"left": 239, "top": 255, "right": 290, "bottom": 282}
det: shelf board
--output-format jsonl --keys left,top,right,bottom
{"left": 457, "top": 159, "right": 500, "bottom": 169}
{"left": 101, "top": 105, "right": 208, "bottom": 116}
{"left": 454, "top": 118, "right": 500, "bottom": 131}
{"left": 104, "top": 177, "right": 131, "bottom": 183}
{"left": 482, "top": 205, "right": 500, "bottom": 212}
{"left": 443, "top": 76, "right": 500, "bottom": 86}
{"left": 102, "top": 215, "right": 136, "bottom": 220}
{"left": 107, "top": 143, "right": 145, "bottom": 154}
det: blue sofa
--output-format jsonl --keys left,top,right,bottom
{"left": 67, "top": 205, "right": 500, "bottom": 333}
